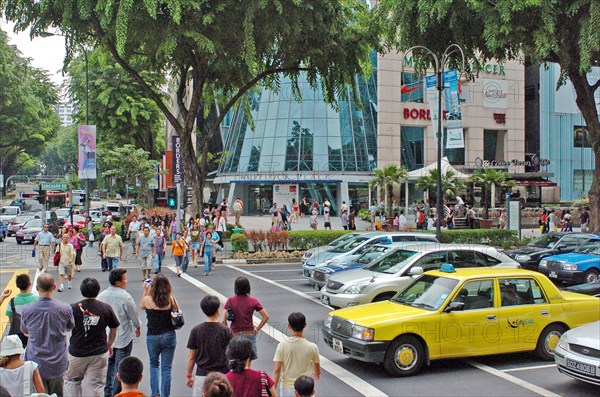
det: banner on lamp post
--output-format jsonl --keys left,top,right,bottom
{"left": 78, "top": 125, "right": 97, "bottom": 179}
{"left": 172, "top": 135, "right": 183, "bottom": 184}
{"left": 443, "top": 70, "right": 465, "bottom": 149}
{"left": 425, "top": 74, "right": 440, "bottom": 146}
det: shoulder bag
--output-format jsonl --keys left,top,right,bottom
{"left": 260, "top": 370, "right": 272, "bottom": 397}
{"left": 53, "top": 245, "right": 61, "bottom": 267}
{"left": 226, "top": 298, "right": 235, "bottom": 322}
{"left": 170, "top": 297, "right": 185, "bottom": 329}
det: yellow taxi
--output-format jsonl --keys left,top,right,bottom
{"left": 322, "top": 265, "right": 600, "bottom": 376}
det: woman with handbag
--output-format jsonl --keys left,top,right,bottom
{"left": 140, "top": 274, "right": 180, "bottom": 397}
{"left": 225, "top": 337, "right": 277, "bottom": 397}
{"left": 222, "top": 277, "right": 269, "bottom": 360}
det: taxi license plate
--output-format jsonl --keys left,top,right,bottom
{"left": 549, "top": 271, "right": 558, "bottom": 278}
{"left": 332, "top": 338, "right": 344, "bottom": 354}
{"left": 321, "top": 295, "right": 330, "bottom": 305}
{"left": 566, "top": 358, "right": 596, "bottom": 376}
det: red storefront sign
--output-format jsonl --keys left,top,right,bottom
{"left": 403, "top": 108, "right": 447, "bottom": 120}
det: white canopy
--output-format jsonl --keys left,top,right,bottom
{"left": 406, "top": 157, "right": 471, "bottom": 180}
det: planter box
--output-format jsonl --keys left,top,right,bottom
{"left": 479, "top": 219, "right": 494, "bottom": 229}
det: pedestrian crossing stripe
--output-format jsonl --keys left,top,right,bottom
{"left": 0, "top": 269, "right": 29, "bottom": 336}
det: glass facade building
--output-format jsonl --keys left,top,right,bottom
{"left": 216, "top": 59, "right": 378, "bottom": 215}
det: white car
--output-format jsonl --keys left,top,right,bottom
{"left": 301, "top": 233, "right": 361, "bottom": 265}
{"left": 554, "top": 320, "right": 600, "bottom": 385}
{"left": 320, "top": 243, "right": 520, "bottom": 308}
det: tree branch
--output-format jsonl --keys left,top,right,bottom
{"left": 208, "top": 66, "right": 311, "bottom": 135}
{"left": 176, "top": 63, "right": 189, "bottom": 122}
{"left": 90, "top": 16, "right": 183, "bottom": 134}
{"left": 592, "top": 78, "right": 600, "bottom": 94}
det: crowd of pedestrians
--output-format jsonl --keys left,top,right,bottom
{"left": 1, "top": 273, "right": 320, "bottom": 397}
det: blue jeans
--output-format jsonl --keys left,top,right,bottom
{"left": 239, "top": 333, "right": 258, "bottom": 360}
{"left": 174, "top": 255, "right": 184, "bottom": 269}
{"left": 182, "top": 250, "right": 190, "bottom": 272}
{"left": 155, "top": 253, "right": 164, "bottom": 272}
{"left": 147, "top": 331, "right": 176, "bottom": 397}
{"left": 106, "top": 257, "right": 119, "bottom": 271}
{"left": 104, "top": 341, "right": 133, "bottom": 397}
{"left": 204, "top": 249, "right": 213, "bottom": 274}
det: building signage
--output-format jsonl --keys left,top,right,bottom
{"left": 474, "top": 156, "right": 551, "bottom": 168}
{"left": 403, "top": 57, "right": 505, "bottom": 75}
{"left": 273, "top": 184, "right": 298, "bottom": 211}
{"left": 483, "top": 79, "right": 508, "bottom": 108}
{"left": 172, "top": 135, "right": 183, "bottom": 184}
{"left": 425, "top": 75, "right": 440, "bottom": 144}
{"left": 443, "top": 70, "right": 464, "bottom": 149}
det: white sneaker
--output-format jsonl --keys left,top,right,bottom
{"left": 68, "top": 281, "right": 72, "bottom": 289}
{"left": 58, "top": 285, "right": 64, "bottom": 292}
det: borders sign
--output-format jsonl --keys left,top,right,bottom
{"left": 172, "top": 135, "right": 183, "bottom": 184}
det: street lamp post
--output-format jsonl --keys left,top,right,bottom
{"left": 401, "top": 44, "right": 467, "bottom": 241}
{"left": 41, "top": 32, "right": 90, "bottom": 218}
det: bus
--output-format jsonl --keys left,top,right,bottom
{"left": 22, "top": 191, "right": 70, "bottom": 209}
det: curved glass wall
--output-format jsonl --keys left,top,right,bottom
{"left": 219, "top": 62, "right": 378, "bottom": 174}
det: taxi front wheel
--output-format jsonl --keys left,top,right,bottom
{"left": 383, "top": 335, "right": 425, "bottom": 377}
{"left": 535, "top": 324, "right": 566, "bottom": 361}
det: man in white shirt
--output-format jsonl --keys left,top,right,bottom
{"left": 426, "top": 214, "right": 436, "bottom": 230}
{"left": 398, "top": 210, "right": 407, "bottom": 230}
{"left": 126, "top": 216, "right": 141, "bottom": 251}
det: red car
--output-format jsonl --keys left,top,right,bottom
{"left": 63, "top": 215, "right": 87, "bottom": 230}
{"left": 7, "top": 215, "right": 35, "bottom": 236}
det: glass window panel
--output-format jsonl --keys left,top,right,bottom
{"left": 301, "top": 100, "right": 314, "bottom": 118}
{"left": 401, "top": 72, "right": 424, "bottom": 103}
{"left": 313, "top": 134, "right": 328, "bottom": 172}
{"left": 401, "top": 126, "right": 424, "bottom": 171}
{"left": 314, "top": 118, "right": 326, "bottom": 137}
{"left": 314, "top": 100, "right": 328, "bottom": 118}
{"left": 278, "top": 98, "right": 290, "bottom": 119}
{"left": 259, "top": 138, "right": 275, "bottom": 171}
{"left": 573, "top": 126, "right": 592, "bottom": 148}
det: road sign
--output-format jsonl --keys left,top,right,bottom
{"left": 42, "top": 183, "right": 68, "bottom": 191}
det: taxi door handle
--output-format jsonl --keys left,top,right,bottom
{"left": 486, "top": 315, "right": 496, "bottom": 321}
{"left": 540, "top": 310, "right": 549, "bottom": 316}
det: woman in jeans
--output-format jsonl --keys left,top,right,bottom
{"left": 200, "top": 231, "right": 216, "bottom": 276}
{"left": 140, "top": 274, "right": 178, "bottom": 397}
{"left": 154, "top": 229, "right": 167, "bottom": 274}
{"left": 171, "top": 232, "right": 186, "bottom": 277}
{"left": 222, "top": 277, "right": 269, "bottom": 360}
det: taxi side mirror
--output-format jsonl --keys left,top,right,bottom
{"left": 444, "top": 301, "right": 465, "bottom": 313}
{"left": 409, "top": 267, "right": 423, "bottom": 276}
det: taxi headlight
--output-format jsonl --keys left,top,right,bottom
{"left": 561, "top": 263, "right": 578, "bottom": 271}
{"left": 557, "top": 332, "right": 569, "bottom": 351}
{"left": 515, "top": 254, "right": 532, "bottom": 262}
{"left": 539, "top": 260, "right": 548, "bottom": 268}
{"left": 344, "top": 283, "right": 368, "bottom": 294}
{"left": 324, "top": 316, "right": 332, "bottom": 329}
{"left": 352, "top": 325, "right": 374, "bottom": 341}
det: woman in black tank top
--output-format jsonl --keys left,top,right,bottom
{"left": 140, "top": 274, "right": 178, "bottom": 397}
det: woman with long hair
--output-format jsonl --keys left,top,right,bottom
{"left": 222, "top": 277, "right": 269, "bottom": 360}
{"left": 225, "top": 337, "right": 276, "bottom": 397}
{"left": 140, "top": 274, "right": 178, "bottom": 397}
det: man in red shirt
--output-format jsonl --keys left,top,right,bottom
{"left": 116, "top": 357, "right": 145, "bottom": 397}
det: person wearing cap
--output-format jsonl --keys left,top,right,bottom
{"left": 0, "top": 334, "right": 45, "bottom": 396}
{"left": 33, "top": 224, "right": 55, "bottom": 273}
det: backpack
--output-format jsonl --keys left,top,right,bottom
{"left": 9, "top": 298, "right": 28, "bottom": 346}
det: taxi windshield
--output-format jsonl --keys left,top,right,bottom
{"left": 364, "top": 249, "right": 418, "bottom": 274}
{"left": 391, "top": 275, "right": 458, "bottom": 311}
{"left": 355, "top": 246, "right": 390, "bottom": 265}
{"left": 575, "top": 240, "right": 600, "bottom": 256}
{"left": 527, "top": 234, "right": 561, "bottom": 248}
{"left": 329, "top": 237, "right": 369, "bottom": 253}
{"left": 329, "top": 233, "right": 359, "bottom": 247}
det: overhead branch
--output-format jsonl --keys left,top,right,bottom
{"left": 90, "top": 16, "right": 182, "bottom": 134}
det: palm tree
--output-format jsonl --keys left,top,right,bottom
{"left": 471, "top": 169, "right": 515, "bottom": 219}
{"left": 416, "top": 169, "right": 464, "bottom": 209}
{"left": 370, "top": 164, "right": 408, "bottom": 218}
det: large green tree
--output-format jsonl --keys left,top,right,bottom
{"left": 0, "top": 29, "right": 61, "bottom": 192}
{"left": 377, "top": 0, "right": 600, "bottom": 230}
{"left": 3, "top": 0, "right": 377, "bottom": 212}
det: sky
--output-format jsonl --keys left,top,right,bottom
{"left": 1, "top": 20, "right": 67, "bottom": 86}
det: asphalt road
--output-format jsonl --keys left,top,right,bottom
{"left": 1, "top": 237, "right": 599, "bottom": 397}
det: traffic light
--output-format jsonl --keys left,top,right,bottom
{"left": 78, "top": 194, "right": 86, "bottom": 206}
{"left": 167, "top": 188, "right": 177, "bottom": 209}
{"left": 183, "top": 186, "right": 194, "bottom": 208}
{"left": 38, "top": 189, "right": 46, "bottom": 205}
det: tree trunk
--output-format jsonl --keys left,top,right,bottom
{"left": 568, "top": 70, "right": 600, "bottom": 232}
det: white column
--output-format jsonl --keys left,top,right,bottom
{"left": 404, "top": 181, "right": 409, "bottom": 215}
{"left": 491, "top": 183, "right": 496, "bottom": 209}
{"left": 340, "top": 181, "right": 349, "bottom": 209}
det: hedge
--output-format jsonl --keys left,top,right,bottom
{"left": 288, "top": 230, "right": 357, "bottom": 250}
{"left": 286, "top": 229, "right": 518, "bottom": 250}
{"left": 231, "top": 233, "right": 249, "bottom": 252}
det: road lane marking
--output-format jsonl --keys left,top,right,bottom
{"left": 0, "top": 269, "right": 28, "bottom": 335}
{"left": 270, "top": 278, "right": 308, "bottom": 282}
{"left": 168, "top": 266, "right": 389, "bottom": 397}
{"left": 468, "top": 361, "right": 561, "bottom": 397}
{"left": 248, "top": 269, "right": 302, "bottom": 273}
{"left": 226, "top": 265, "right": 331, "bottom": 309}
{"left": 502, "top": 364, "right": 557, "bottom": 372}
